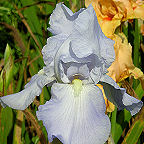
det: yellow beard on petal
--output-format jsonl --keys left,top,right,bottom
{"left": 72, "top": 79, "right": 83, "bottom": 96}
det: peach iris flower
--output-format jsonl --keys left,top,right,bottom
{"left": 108, "top": 33, "right": 144, "bottom": 85}
{"left": 85, "top": 0, "right": 144, "bottom": 37}
{"left": 107, "top": 33, "right": 144, "bottom": 111}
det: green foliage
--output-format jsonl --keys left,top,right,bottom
{"left": 0, "top": 107, "right": 13, "bottom": 144}
{"left": 122, "top": 119, "right": 144, "bottom": 144}
{"left": 0, "top": 44, "right": 14, "bottom": 93}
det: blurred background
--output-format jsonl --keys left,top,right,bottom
{"left": 0, "top": 0, "right": 143, "bottom": 144}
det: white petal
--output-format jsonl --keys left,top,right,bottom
{"left": 99, "top": 74, "right": 143, "bottom": 115}
{"left": 54, "top": 37, "right": 75, "bottom": 82}
{"left": 48, "top": 3, "right": 73, "bottom": 35}
{"left": 48, "top": 3, "right": 85, "bottom": 36}
{"left": 59, "top": 62, "right": 70, "bottom": 83}
{"left": 37, "top": 83, "right": 110, "bottom": 144}
{"left": 74, "top": 5, "right": 99, "bottom": 42}
{"left": 67, "top": 66, "right": 78, "bottom": 78}
{"left": 74, "top": 4, "right": 115, "bottom": 70}
{"left": 42, "top": 34, "right": 66, "bottom": 66}
{"left": 53, "top": 34, "right": 103, "bottom": 82}
{"left": 99, "top": 34, "right": 115, "bottom": 69}
{"left": 70, "top": 36, "right": 97, "bottom": 58}
{"left": 48, "top": 3, "right": 85, "bottom": 35}
{"left": 63, "top": 62, "right": 90, "bottom": 80}
{"left": 79, "top": 64, "right": 90, "bottom": 78}
{"left": 90, "top": 66, "right": 102, "bottom": 84}
{"left": 48, "top": 4, "right": 114, "bottom": 83}
{"left": 0, "top": 68, "right": 55, "bottom": 110}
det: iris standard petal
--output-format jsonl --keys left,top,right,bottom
{"left": 90, "top": 67, "right": 102, "bottom": 84}
{"left": 0, "top": 69, "right": 55, "bottom": 110}
{"left": 62, "top": 62, "right": 90, "bottom": 80}
{"left": 53, "top": 33, "right": 104, "bottom": 82}
{"left": 36, "top": 83, "right": 111, "bottom": 144}
{"left": 66, "top": 65, "right": 79, "bottom": 78}
{"left": 73, "top": 4, "right": 115, "bottom": 71}
{"left": 54, "top": 37, "right": 74, "bottom": 82}
{"left": 48, "top": 4, "right": 114, "bottom": 82}
{"left": 48, "top": 3, "right": 73, "bottom": 35}
{"left": 53, "top": 36, "right": 85, "bottom": 82}
{"left": 48, "top": 3, "right": 84, "bottom": 36}
{"left": 42, "top": 34, "right": 66, "bottom": 66}
{"left": 99, "top": 34, "right": 115, "bottom": 69}
{"left": 99, "top": 74, "right": 143, "bottom": 115}
{"left": 70, "top": 35, "right": 98, "bottom": 58}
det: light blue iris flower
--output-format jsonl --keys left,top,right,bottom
{"left": 0, "top": 3, "right": 143, "bottom": 144}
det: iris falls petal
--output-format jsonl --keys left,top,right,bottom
{"left": 0, "top": 69, "right": 55, "bottom": 110}
{"left": 37, "top": 82, "right": 111, "bottom": 144}
{"left": 99, "top": 74, "right": 143, "bottom": 115}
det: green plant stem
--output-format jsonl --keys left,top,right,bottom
{"left": 133, "top": 19, "right": 140, "bottom": 89}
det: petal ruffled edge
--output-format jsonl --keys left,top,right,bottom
{"left": 48, "top": 3, "right": 85, "bottom": 36}
{"left": 73, "top": 4, "right": 115, "bottom": 71}
{"left": 48, "top": 3, "right": 73, "bottom": 35}
{"left": 0, "top": 68, "right": 55, "bottom": 110}
{"left": 99, "top": 74, "right": 143, "bottom": 116}
{"left": 42, "top": 34, "right": 66, "bottom": 66}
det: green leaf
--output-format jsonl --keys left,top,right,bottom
{"left": 41, "top": 0, "right": 55, "bottom": 15}
{"left": 123, "top": 121, "right": 144, "bottom": 144}
{"left": 29, "top": 50, "right": 39, "bottom": 76}
{"left": 0, "top": 44, "right": 14, "bottom": 93}
{"left": 111, "top": 107, "right": 117, "bottom": 139}
{"left": 4, "top": 44, "right": 12, "bottom": 65}
{"left": 0, "top": 107, "right": 13, "bottom": 144}
{"left": 133, "top": 19, "right": 140, "bottom": 89}
{"left": 122, "top": 107, "right": 144, "bottom": 144}
{"left": 20, "top": 0, "right": 43, "bottom": 48}
{"left": 13, "top": 111, "right": 24, "bottom": 144}
{"left": 114, "top": 109, "right": 131, "bottom": 143}
{"left": 32, "top": 136, "right": 39, "bottom": 144}
{"left": 24, "top": 131, "right": 31, "bottom": 144}
{"left": 135, "top": 83, "right": 144, "bottom": 99}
